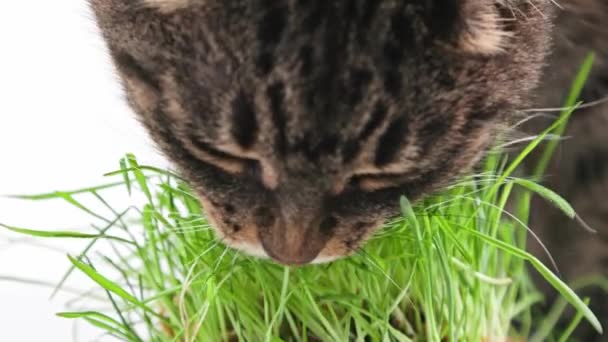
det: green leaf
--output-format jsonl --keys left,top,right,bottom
{"left": 513, "top": 179, "right": 575, "bottom": 218}
{"left": 126, "top": 153, "right": 154, "bottom": 205}
{"left": 399, "top": 196, "right": 420, "bottom": 232}
{"left": 59, "top": 311, "right": 135, "bottom": 340}
{"left": 465, "top": 228, "right": 602, "bottom": 333}
{"left": 58, "top": 310, "right": 123, "bottom": 326}
{"left": 1, "top": 223, "right": 100, "bottom": 238}
{"left": 558, "top": 297, "right": 591, "bottom": 342}
{"left": 119, "top": 156, "right": 132, "bottom": 196}
{"left": 104, "top": 164, "right": 182, "bottom": 179}
{"left": 534, "top": 53, "right": 595, "bottom": 177}
{"left": 0, "top": 223, "right": 131, "bottom": 244}
{"left": 67, "top": 255, "right": 141, "bottom": 306}
{"left": 530, "top": 259, "right": 602, "bottom": 334}
{"left": 6, "top": 182, "right": 125, "bottom": 200}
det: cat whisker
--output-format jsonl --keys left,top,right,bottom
{"left": 496, "top": 134, "right": 568, "bottom": 149}
{"left": 521, "top": 95, "right": 608, "bottom": 113}
{"left": 511, "top": 112, "right": 558, "bottom": 128}
{"left": 454, "top": 196, "right": 562, "bottom": 277}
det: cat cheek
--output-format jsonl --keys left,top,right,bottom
{"left": 111, "top": 51, "right": 162, "bottom": 115}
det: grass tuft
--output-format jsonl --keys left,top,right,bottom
{"left": 3, "top": 144, "right": 603, "bottom": 340}
{"left": 1, "top": 54, "right": 605, "bottom": 341}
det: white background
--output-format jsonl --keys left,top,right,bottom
{"left": 0, "top": 2, "right": 168, "bottom": 341}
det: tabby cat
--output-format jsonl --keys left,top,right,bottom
{"left": 91, "top": 0, "right": 606, "bottom": 337}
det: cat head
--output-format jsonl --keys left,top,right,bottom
{"left": 91, "top": 0, "right": 552, "bottom": 264}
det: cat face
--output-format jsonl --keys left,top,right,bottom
{"left": 91, "top": 0, "right": 552, "bottom": 264}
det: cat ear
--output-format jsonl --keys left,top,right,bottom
{"left": 456, "top": 0, "right": 512, "bottom": 55}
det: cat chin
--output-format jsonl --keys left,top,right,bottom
{"left": 310, "top": 254, "right": 342, "bottom": 265}
{"left": 228, "top": 240, "right": 268, "bottom": 259}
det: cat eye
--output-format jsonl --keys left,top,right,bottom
{"left": 346, "top": 172, "right": 412, "bottom": 192}
{"left": 188, "top": 135, "right": 263, "bottom": 181}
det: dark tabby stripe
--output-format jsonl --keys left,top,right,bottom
{"left": 343, "top": 67, "right": 374, "bottom": 107}
{"left": 298, "top": 45, "right": 314, "bottom": 77}
{"left": 380, "top": 5, "right": 415, "bottom": 98}
{"left": 341, "top": 101, "right": 388, "bottom": 163}
{"left": 358, "top": 0, "right": 381, "bottom": 32}
{"left": 383, "top": 69, "right": 403, "bottom": 97}
{"left": 317, "top": 3, "right": 347, "bottom": 118}
{"left": 256, "top": 0, "right": 289, "bottom": 75}
{"left": 341, "top": 140, "right": 361, "bottom": 164}
{"left": 374, "top": 117, "right": 409, "bottom": 166}
{"left": 230, "top": 90, "right": 258, "bottom": 149}
{"left": 267, "top": 82, "right": 288, "bottom": 155}
{"left": 113, "top": 51, "right": 160, "bottom": 90}
{"left": 255, "top": 52, "right": 275, "bottom": 76}
{"left": 360, "top": 101, "right": 389, "bottom": 141}
{"left": 383, "top": 5, "right": 415, "bottom": 65}
{"left": 426, "top": 0, "right": 462, "bottom": 41}
{"left": 319, "top": 215, "right": 339, "bottom": 233}
{"left": 299, "top": 0, "right": 327, "bottom": 35}
{"left": 418, "top": 115, "right": 452, "bottom": 154}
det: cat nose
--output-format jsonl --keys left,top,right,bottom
{"left": 257, "top": 215, "right": 334, "bottom": 265}
{"left": 260, "top": 235, "right": 324, "bottom": 265}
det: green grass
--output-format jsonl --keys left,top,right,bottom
{"left": 1, "top": 55, "right": 605, "bottom": 341}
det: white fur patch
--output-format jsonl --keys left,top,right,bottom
{"left": 311, "top": 254, "right": 342, "bottom": 264}
{"left": 230, "top": 240, "right": 269, "bottom": 259}
{"left": 229, "top": 240, "right": 341, "bottom": 265}
{"left": 459, "top": 6, "right": 512, "bottom": 55}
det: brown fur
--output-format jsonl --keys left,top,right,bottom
{"left": 90, "top": 0, "right": 552, "bottom": 265}
{"left": 91, "top": 0, "right": 608, "bottom": 337}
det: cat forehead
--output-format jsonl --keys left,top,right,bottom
{"left": 111, "top": 0, "right": 552, "bottom": 147}
{"left": 112, "top": 1, "right": 551, "bottom": 60}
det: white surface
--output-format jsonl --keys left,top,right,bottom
{"left": 0, "top": 2, "right": 168, "bottom": 341}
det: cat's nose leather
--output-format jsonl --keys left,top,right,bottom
{"left": 261, "top": 239, "right": 322, "bottom": 265}
{"left": 258, "top": 217, "right": 332, "bottom": 265}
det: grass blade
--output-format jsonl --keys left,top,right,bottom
{"left": 1, "top": 223, "right": 132, "bottom": 244}
{"left": 558, "top": 297, "right": 591, "bottom": 342}
{"left": 1, "top": 223, "right": 101, "bottom": 239}
{"left": 67, "top": 255, "right": 141, "bottom": 306}
{"left": 512, "top": 179, "right": 575, "bottom": 218}
{"left": 465, "top": 228, "right": 602, "bottom": 333}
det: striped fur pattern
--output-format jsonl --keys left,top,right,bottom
{"left": 90, "top": 0, "right": 552, "bottom": 265}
